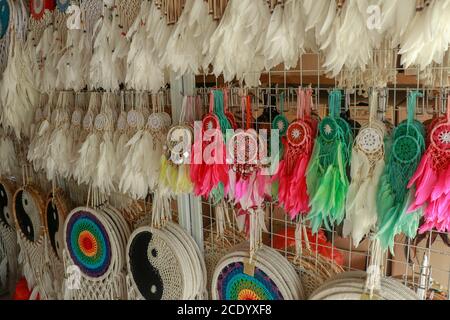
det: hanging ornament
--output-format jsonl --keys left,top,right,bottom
{"left": 0, "top": 0, "right": 10, "bottom": 39}
{"left": 274, "top": 88, "right": 316, "bottom": 220}
{"left": 376, "top": 91, "right": 426, "bottom": 253}
{"left": 408, "top": 94, "right": 450, "bottom": 233}
{"left": 343, "top": 90, "right": 386, "bottom": 247}
{"left": 307, "top": 89, "right": 352, "bottom": 233}
{"left": 30, "top": 0, "right": 56, "bottom": 20}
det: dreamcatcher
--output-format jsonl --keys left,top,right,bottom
{"left": 309, "top": 271, "right": 419, "bottom": 300}
{"left": 307, "top": 89, "right": 352, "bottom": 233}
{"left": 13, "top": 176, "right": 57, "bottom": 299}
{"left": 190, "top": 90, "right": 229, "bottom": 200}
{"left": 163, "top": 0, "right": 217, "bottom": 77}
{"left": 408, "top": 94, "right": 450, "bottom": 233}
{"left": 63, "top": 203, "right": 131, "bottom": 300}
{"left": 274, "top": 87, "right": 316, "bottom": 220}
{"left": 271, "top": 92, "right": 289, "bottom": 156}
{"left": 376, "top": 91, "right": 426, "bottom": 253}
{"left": 211, "top": 242, "right": 304, "bottom": 300}
{"left": 120, "top": 93, "right": 169, "bottom": 199}
{"left": 344, "top": 90, "right": 387, "bottom": 247}
{"left": 159, "top": 95, "right": 197, "bottom": 195}
{"left": 126, "top": 222, "right": 206, "bottom": 300}
{"left": 0, "top": 178, "right": 19, "bottom": 296}
{"left": 30, "top": 0, "right": 55, "bottom": 21}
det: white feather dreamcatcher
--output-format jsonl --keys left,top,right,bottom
{"left": 399, "top": 0, "right": 450, "bottom": 70}
{"left": 263, "top": 0, "right": 305, "bottom": 70}
{"left": 90, "top": 4, "right": 127, "bottom": 91}
{"left": 73, "top": 92, "right": 102, "bottom": 186}
{"left": 46, "top": 92, "right": 74, "bottom": 181}
{"left": 120, "top": 94, "right": 168, "bottom": 199}
{"left": 344, "top": 91, "right": 387, "bottom": 247}
{"left": 163, "top": 0, "right": 217, "bottom": 77}
{"left": 125, "top": 0, "right": 165, "bottom": 92}
{"left": 208, "top": 0, "right": 270, "bottom": 87}
{"left": 57, "top": 26, "right": 91, "bottom": 91}
{"left": 92, "top": 93, "right": 118, "bottom": 195}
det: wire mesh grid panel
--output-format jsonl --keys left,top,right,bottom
{"left": 195, "top": 50, "right": 450, "bottom": 300}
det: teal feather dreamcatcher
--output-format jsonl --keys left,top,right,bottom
{"left": 376, "top": 91, "right": 425, "bottom": 254}
{"left": 307, "top": 90, "right": 353, "bottom": 233}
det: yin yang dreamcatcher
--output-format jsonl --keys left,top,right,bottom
{"left": 126, "top": 222, "right": 206, "bottom": 300}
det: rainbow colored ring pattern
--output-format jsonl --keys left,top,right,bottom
{"left": 65, "top": 210, "right": 112, "bottom": 278}
{"left": 216, "top": 262, "right": 283, "bottom": 300}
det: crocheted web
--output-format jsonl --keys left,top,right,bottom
{"left": 216, "top": 262, "right": 283, "bottom": 300}
{"left": 66, "top": 211, "right": 112, "bottom": 278}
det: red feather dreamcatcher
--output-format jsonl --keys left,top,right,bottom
{"left": 273, "top": 87, "right": 317, "bottom": 220}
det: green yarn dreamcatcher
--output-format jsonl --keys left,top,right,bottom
{"left": 307, "top": 90, "right": 353, "bottom": 233}
{"left": 376, "top": 91, "right": 425, "bottom": 253}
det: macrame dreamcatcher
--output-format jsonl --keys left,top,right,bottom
{"left": 0, "top": 178, "right": 19, "bottom": 296}
{"left": 63, "top": 205, "right": 131, "bottom": 300}
{"left": 43, "top": 189, "right": 70, "bottom": 299}
{"left": 408, "top": 94, "right": 450, "bottom": 233}
{"left": 274, "top": 87, "right": 317, "bottom": 220}
{"left": 211, "top": 243, "right": 304, "bottom": 300}
{"left": 309, "top": 271, "right": 419, "bottom": 300}
{"left": 126, "top": 222, "right": 206, "bottom": 300}
{"left": 159, "top": 95, "right": 197, "bottom": 195}
{"left": 190, "top": 90, "right": 229, "bottom": 200}
{"left": 344, "top": 90, "right": 387, "bottom": 247}
{"left": 13, "top": 181, "right": 57, "bottom": 299}
{"left": 120, "top": 93, "right": 169, "bottom": 199}
{"left": 376, "top": 91, "right": 426, "bottom": 253}
{"left": 307, "top": 89, "right": 352, "bottom": 233}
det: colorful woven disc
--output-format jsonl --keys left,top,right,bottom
{"left": 216, "top": 262, "right": 284, "bottom": 300}
{"left": 65, "top": 210, "right": 112, "bottom": 278}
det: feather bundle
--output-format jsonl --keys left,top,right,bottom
{"left": 163, "top": 0, "right": 217, "bottom": 77}
{"left": 207, "top": 0, "right": 270, "bottom": 87}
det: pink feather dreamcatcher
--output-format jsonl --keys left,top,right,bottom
{"left": 273, "top": 87, "right": 317, "bottom": 220}
{"left": 408, "top": 95, "right": 450, "bottom": 233}
{"left": 190, "top": 90, "right": 229, "bottom": 199}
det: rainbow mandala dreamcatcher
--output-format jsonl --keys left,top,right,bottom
{"left": 408, "top": 94, "right": 450, "bottom": 233}
{"left": 64, "top": 205, "right": 131, "bottom": 300}
{"left": 307, "top": 89, "right": 352, "bottom": 233}
{"left": 211, "top": 243, "right": 304, "bottom": 300}
{"left": 377, "top": 91, "right": 426, "bottom": 253}
{"left": 274, "top": 87, "right": 317, "bottom": 220}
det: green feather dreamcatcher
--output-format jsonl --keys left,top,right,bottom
{"left": 307, "top": 90, "right": 353, "bottom": 233}
{"left": 376, "top": 91, "right": 425, "bottom": 254}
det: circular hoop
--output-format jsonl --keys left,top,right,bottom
{"left": 392, "top": 135, "right": 421, "bottom": 164}
{"left": 202, "top": 114, "right": 219, "bottom": 132}
{"left": 44, "top": 191, "right": 68, "bottom": 260}
{"left": 0, "top": 0, "right": 10, "bottom": 39}
{"left": 30, "top": 0, "right": 55, "bottom": 20}
{"left": 272, "top": 115, "right": 289, "bottom": 137}
{"left": 319, "top": 118, "right": 339, "bottom": 142}
{"left": 287, "top": 121, "right": 309, "bottom": 147}
{"left": 356, "top": 127, "right": 383, "bottom": 154}
{"left": 0, "top": 178, "right": 16, "bottom": 229}
{"left": 431, "top": 122, "right": 450, "bottom": 152}
{"left": 64, "top": 208, "right": 113, "bottom": 278}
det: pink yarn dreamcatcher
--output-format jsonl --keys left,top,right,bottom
{"left": 273, "top": 88, "right": 317, "bottom": 219}
{"left": 408, "top": 95, "right": 450, "bottom": 233}
{"left": 190, "top": 90, "right": 229, "bottom": 198}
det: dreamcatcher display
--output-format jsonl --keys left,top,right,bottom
{"left": 63, "top": 205, "right": 131, "bottom": 300}
{"left": 159, "top": 95, "right": 197, "bottom": 195}
{"left": 344, "top": 91, "right": 387, "bottom": 247}
{"left": 30, "top": 0, "right": 56, "bottom": 20}
{"left": 190, "top": 90, "right": 229, "bottom": 200}
{"left": 274, "top": 87, "right": 316, "bottom": 219}
{"left": 309, "top": 271, "right": 419, "bottom": 300}
{"left": 377, "top": 91, "right": 426, "bottom": 253}
{"left": 307, "top": 89, "right": 352, "bottom": 233}
{"left": 126, "top": 222, "right": 206, "bottom": 300}
{"left": 211, "top": 243, "right": 304, "bottom": 300}
{"left": 408, "top": 95, "right": 450, "bottom": 233}
{"left": 0, "top": 178, "right": 19, "bottom": 296}
{"left": 13, "top": 182, "right": 58, "bottom": 299}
